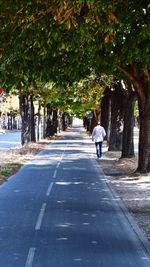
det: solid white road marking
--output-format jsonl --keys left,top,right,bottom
{"left": 35, "top": 203, "right": 47, "bottom": 230}
{"left": 46, "top": 182, "right": 53, "bottom": 196}
{"left": 25, "top": 247, "right": 36, "bottom": 267}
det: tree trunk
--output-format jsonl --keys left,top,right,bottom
{"left": 137, "top": 114, "right": 150, "bottom": 172}
{"left": 46, "top": 104, "right": 53, "bottom": 137}
{"left": 108, "top": 83, "right": 124, "bottom": 151}
{"left": 121, "top": 82, "right": 136, "bottom": 158}
{"left": 90, "top": 109, "right": 100, "bottom": 134}
{"left": 136, "top": 70, "right": 150, "bottom": 172}
{"left": 100, "top": 87, "right": 110, "bottom": 141}
{"left": 30, "top": 94, "right": 36, "bottom": 142}
{"left": 37, "top": 100, "right": 41, "bottom": 141}
{"left": 7, "top": 113, "right": 11, "bottom": 130}
{"left": 19, "top": 94, "right": 30, "bottom": 145}
{"left": 57, "top": 110, "right": 62, "bottom": 132}
{"left": 62, "top": 113, "right": 67, "bottom": 131}
{"left": 119, "top": 64, "right": 150, "bottom": 172}
{"left": 43, "top": 103, "right": 46, "bottom": 139}
{"left": 53, "top": 109, "right": 58, "bottom": 135}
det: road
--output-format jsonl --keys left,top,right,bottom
{"left": 0, "top": 131, "right": 21, "bottom": 150}
{"left": 0, "top": 126, "right": 42, "bottom": 150}
{"left": 0, "top": 123, "right": 149, "bottom": 267}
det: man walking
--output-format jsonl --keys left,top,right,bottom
{"left": 92, "top": 122, "right": 106, "bottom": 159}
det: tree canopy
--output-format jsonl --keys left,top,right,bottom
{"left": 0, "top": 0, "right": 149, "bottom": 114}
{"left": 1, "top": 0, "right": 150, "bottom": 172}
{"left": 1, "top": 1, "right": 149, "bottom": 86}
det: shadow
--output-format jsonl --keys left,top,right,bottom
{"left": 0, "top": 126, "right": 150, "bottom": 267}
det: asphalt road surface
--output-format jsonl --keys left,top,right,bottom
{"left": 0, "top": 131, "right": 21, "bottom": 150}
{"left": 0, "top": 123, "right": 149, "bottom": 267}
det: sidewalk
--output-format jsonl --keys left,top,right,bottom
{"left": 98, "top": 148, "right": 150, "bottom": 242}
{"left": 74, "top": 124, "right": 150, "bottom": 244}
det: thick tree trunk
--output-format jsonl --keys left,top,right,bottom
{"left": 100, "top": 87, "right": 110, "bottom": 141}
{"left": 137, "top": 115, "right": 150, "bottom": 172}
{"left": 121, "top": 82, "right": 136, "bottom": 158}
{"left": 119, "top": 64, "right": 150, "bottom": 172}
{"left": 109, "top": 83, "right": 124, "bottom": 151}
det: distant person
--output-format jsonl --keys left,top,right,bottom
{"left": 92, "top": 122, "right": 106, "bottom": 159}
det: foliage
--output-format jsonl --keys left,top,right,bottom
{"left": 0, "top": 0, "right": 149, "bottom": 117}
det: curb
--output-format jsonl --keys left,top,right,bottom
{"left": 94, "top": 157, "right": 150, "bottom": 258}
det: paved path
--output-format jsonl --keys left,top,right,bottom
{"left": 0, "top": 124, "right": 149, "bottom": 267}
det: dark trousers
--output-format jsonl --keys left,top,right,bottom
{"left": 95, "top": 141, "right": 102, "bottom": 158}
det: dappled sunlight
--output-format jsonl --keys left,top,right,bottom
{"left": 56, "top": 222, "right": 75, "bottom": 228}
{"left": 56, "top": 181, "right": 84, "bottom": 186}
{"left": 56, "top": 237, "right": 68, "bottom": 241}
{"left": 123, "top": 197, "right": 150, "bottom": 202}
{"left": 24, "top": 140, "right": 95, "bottom": 168}
{"left": 112, "top": 175, "right": 150, "bottom": 191}
{"left": 41, "top": 205, "right": 150, "bottom": 265}
{"left": 73, "top": 258, "right": 82, "bottom": 261}
{"left": 53, "top": 139, "right": 92, "bottom": 144}
{"left": 1, "top": 123, "right": 150, "bottom": 266}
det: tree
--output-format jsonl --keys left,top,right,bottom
{"left": 51, "top": 0, "right": 150, "bottom": 172}
{"left": 108, "top": 82, "right": 124, "bottom": 151}
{"left": 121, "top": 81, "right": 136, "bottom": 158}
{"left": 1, "top": 1, "right": 150, "bottom": 172}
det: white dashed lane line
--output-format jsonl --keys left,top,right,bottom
{"left": 46, "top": 182, "right": 54, "bottom": 197}
{"left": 35, "top": 202, "right": 47, "bottom": 231}
{"left": 25, "top": 247, "right": 36, "bottom": 267}
{"left": 25, "top": 149, "right": 66, "bottom": 267}
{"left": 53, "top": 169, "right": 57, "bottom": 179}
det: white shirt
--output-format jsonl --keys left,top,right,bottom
{"left": 92, "top": 125, "right": 106, "bottom": 142}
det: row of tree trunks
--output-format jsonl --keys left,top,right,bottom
{"left": 19, "top": 95, "right": 71, "bottom": 145}
{"left": 100, "top": 73, "right": 150, "bottom": 173}
{"left": 100, "top": 80, "right": 136, "bottom": 156}
{"left": 117, "top": 64, "right": 150, "bottom": 172}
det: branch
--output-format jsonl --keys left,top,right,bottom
{"left": 117, "top": 65, "right": 146, "bottom": 110}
